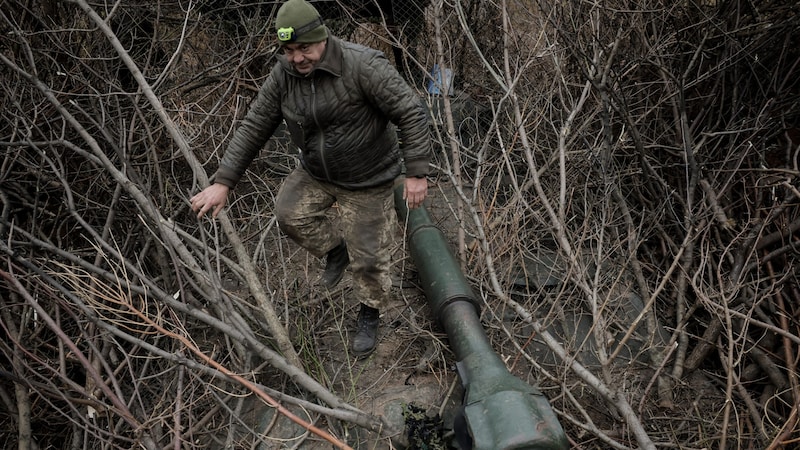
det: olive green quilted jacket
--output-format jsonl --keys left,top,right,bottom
{"left": 214, "top": 36, "right": 431, "bottom": 190}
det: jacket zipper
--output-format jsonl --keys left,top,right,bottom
{"left": 310, "top": 80, "right": 331, "bottom": 181}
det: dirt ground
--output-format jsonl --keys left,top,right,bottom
{"left": 234, "top": 180, "right": 468, "bottom": 449}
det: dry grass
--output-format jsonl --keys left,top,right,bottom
{"left": 1, "top": 0, "right": 799, "bottom": 449}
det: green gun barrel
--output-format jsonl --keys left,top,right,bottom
{"left": 395, "top": 186, "right": 568, "bottom": 450}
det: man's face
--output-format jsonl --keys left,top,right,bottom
{"left": 282, "top": 41, "right": 326, "bottom": 75}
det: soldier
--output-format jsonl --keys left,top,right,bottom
{"left": 191, "top": 0, "right": 431, "bottom": 357}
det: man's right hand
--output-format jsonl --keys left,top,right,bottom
{"left": 190, "top": 183, "right": 230, "bottom": 219}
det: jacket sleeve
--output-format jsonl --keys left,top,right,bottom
{"left": 357, "top": 52, "right": 431, "bottom": 178}
{"left": 213, "top": 64, "right": 285, "bottom": 188}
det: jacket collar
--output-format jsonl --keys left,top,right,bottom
{"left": 278, "top": 35, "right": 343, "bottom": 78}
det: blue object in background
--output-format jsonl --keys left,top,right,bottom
{"left": 427, "top": 64, "right": 453, "bottom": 95}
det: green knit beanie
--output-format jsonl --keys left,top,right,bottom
{"left": 275, "top": 0, "right": 328, "bottom": 44}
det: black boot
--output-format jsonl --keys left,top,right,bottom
{"left": 352, "top": 304, "right": 379, "bottom": 357}
{"left": 319, "top": 241, "right": 349, "bottom": 289}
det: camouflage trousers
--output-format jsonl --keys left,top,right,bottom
{"left": 275, "top": 167, "right": 397, "bottom": 310}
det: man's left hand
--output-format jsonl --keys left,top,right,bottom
{"left": 404, "top": 176, "right": 428, "bottom": 209}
